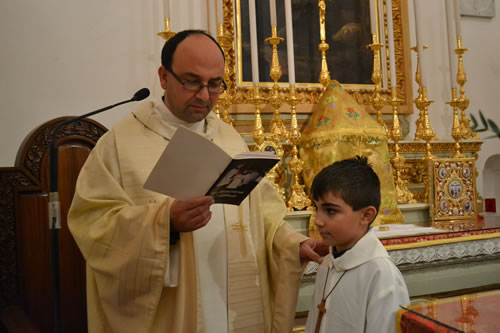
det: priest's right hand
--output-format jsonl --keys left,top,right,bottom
{"left": 170, "top": 196, "right": 214, "bottom": 232}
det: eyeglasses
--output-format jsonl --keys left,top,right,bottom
{"left": 167, "top": 68, "right": 226, "bottom": 94}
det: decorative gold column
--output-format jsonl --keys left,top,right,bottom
{"left": 265, "top": 25, "right": 288, "bottom": 142}
{"left": 216, "top": 23, "right": 234, "bottom": 125}
{"left": 286, "top": 85, "right": 311, "bottom": 211}
{"left": 447, "top": 88, "right": 465, "bottom": 158}
{"left": 455, "top": 37, "right": 479, "bottom": 140}
{"left": 368, "top": 33, "right": 388, "bottom": 135}
{"left": 318, "top": 0, "right": 330, "bottom": 88}
{"left": 389, "top": 87, "right": 416, "bottom": 204}
{"left": 157, "top": 18, "right": 176, "bottom": 41}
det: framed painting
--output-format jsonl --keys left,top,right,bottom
{"left": 222, "top": 0, "right": 413, "bottom": 112}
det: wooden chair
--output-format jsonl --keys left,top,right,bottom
{"left": 0, "top": 117, "right": 107, "bottom": 333}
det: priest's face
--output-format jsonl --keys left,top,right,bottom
{"left": 313, "top": 192, "right": 374, "bottom": 251}
{"left": 159, "top": 34, "right": 225, "bottom": 123}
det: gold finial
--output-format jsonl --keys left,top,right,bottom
{"left": 318, "top": 0, "right": 330, "bottom": 87}
{"left": 157, "top": 18, "right": 176, "bottom": 41}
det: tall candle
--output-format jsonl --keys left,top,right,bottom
{"left": 453, "top": 0, "right": 462, "bottom": 38}
{"left": 164, "top": 0, "right": 169, "bottom": 18}
{"left": 386, "top": 0, "right": 396, "bottom": 86}
{"left": 445, "top": 0, "right": 458, "bottom": 89}
{"left": 269, "top": 0, "right": 277, "bottom": 26}
{"left": 369, "top": 0, "right": 377, "bottom": 34}
{"left": 413, "top": 0, "right": 427, "bottom": 88}
{"left": 284, "top": 0, "right": 295, "bottom": 85}
{"left": 158, "top": 1, "right": 164, "bottom": 29}
{"left": 249, "top": 0, "right": 260, "bottom": 84}
{"left": 217, "top": 0, "right": 224, "bottom": 26}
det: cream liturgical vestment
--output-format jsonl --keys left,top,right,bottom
{"left": 68, "top": 100, "right": 308, "bottom": 333}
{"left": 305, "top": 230, "right": 410, "bottom": 333}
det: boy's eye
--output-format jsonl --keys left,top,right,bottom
{"left": 326, "top": 209, "right": 337, "bottom": 216}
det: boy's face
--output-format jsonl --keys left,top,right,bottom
{"left": 313, "top": 192, "right": 376, "bottom": 251}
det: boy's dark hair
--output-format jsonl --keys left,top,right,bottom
{"left": 311, "top": 156, "right": 381, "bottom": 223}
{"left": 161, "top": 29, "right": 225, "bottom": 69}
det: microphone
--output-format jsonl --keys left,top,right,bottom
{"left": 49, "top": 88, "right": 150, "bottom": 194}
{"left": 47, "top": 88, "right": 149, "bottom": 333}
{"left": 131, "top": 87, "right": 150, "bottom": 101}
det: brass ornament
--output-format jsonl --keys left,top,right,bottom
{"left": 157, "top": 18, "right": 176, "bottom": 41}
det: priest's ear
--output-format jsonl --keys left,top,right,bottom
{"left": 158, "top": 66, "right": 168, "bottom": 90}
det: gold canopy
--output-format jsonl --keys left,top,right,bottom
{"left": 300, "top": 81, "right": 404, "bottom": 230}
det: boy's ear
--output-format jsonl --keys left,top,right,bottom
{"left": 360, "top": 206, "right": 377, "bottom": 225}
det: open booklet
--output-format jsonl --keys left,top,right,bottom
{"left": 144, "top": 126, "right": 279, "bottom": 205}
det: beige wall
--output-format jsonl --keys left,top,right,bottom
{"left": 1, "top": 0, "right": 498, "bottom": 203}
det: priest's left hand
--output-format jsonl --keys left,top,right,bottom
{"left": 299, "top": 239, "right": 329, "bottom": 264}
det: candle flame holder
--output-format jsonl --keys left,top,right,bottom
{"left": 157, "top": 18, "right": 176, "bottom": 41}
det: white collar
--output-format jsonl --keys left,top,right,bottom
{"left": 153, "top": 97, "right": 206, "bottom": 134}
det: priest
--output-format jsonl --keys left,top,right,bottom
{"left": 68, "top": 29, "right": 325, "bottom": 333}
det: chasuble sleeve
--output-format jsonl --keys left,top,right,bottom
{"left": 67, "top": 130, "right": 173, "bottom": 331}
{"left": 257, "top": 179, "right": 309, "bottom": 332}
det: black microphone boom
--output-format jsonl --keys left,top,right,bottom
{"left": 47, "top": 87, "right": 149, "bottom": 333}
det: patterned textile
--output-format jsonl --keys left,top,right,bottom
{"left": 300, "top": 81, "right": 403, "bottom": 236}
{"left": 397, "top": 308, "right": 457, "bottom": 333}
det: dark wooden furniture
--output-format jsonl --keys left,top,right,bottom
{"left": 0, "top": 118, "right": 107, "bottom": 333}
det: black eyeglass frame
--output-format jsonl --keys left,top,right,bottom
{"left": 166, "top": 68, "right": 227, "bottom": 94}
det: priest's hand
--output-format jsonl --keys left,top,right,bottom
{"left": 299, "top": 239, "right": 329, "bottom": 264}
{"left": 170, "top": 196, "right": 214, "bottom": 232}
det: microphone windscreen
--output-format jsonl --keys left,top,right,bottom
{"left": 132, "top": 88, "right": 150, "bottom": 101}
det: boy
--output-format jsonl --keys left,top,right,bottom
{"left": 305, "top": 156, "right": 409, "bottom": 333}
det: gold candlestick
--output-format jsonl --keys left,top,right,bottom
{"left": 216, "top": 23, "right": 233, "bottom": 125}
{"left": 389, "top": 87, "right": 416, "bottom": 204}
{"left": 251, "top": 84, "right": 266, "bottom": 146}
{"left": 410, "top": 45, "right": 435, "bottom": 141}
{"left": 157, "top": 18, "right": 176, "bottom": 41}
{"left": 416, "top": 87, "right": 436, "bottom": 161}
{"left": 252, "top": 84, "right": 286, "bottom": 203}
{"left": 318, "top": 0, "right": 330, "bottom": 88}
{"left": 265, "top": 25, "right": 288, "bottom": 142}
{"left": 286, "top": 85, "right": 311, "bottom": 211}
{"left": 415, "top": 87, "right": 435, "bottom": 203}
{"left": 447, "top": 88, "right": 465, "bottom": 158}
{"left": 368, "top": 33, "right": 388, "bottom": 136}
{"left": 455, "top": 37, "right": 479, "bottom": 140}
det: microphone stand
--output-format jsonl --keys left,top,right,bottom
{"left": 48, "top": 89, "right": 149, "bottom": 333}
